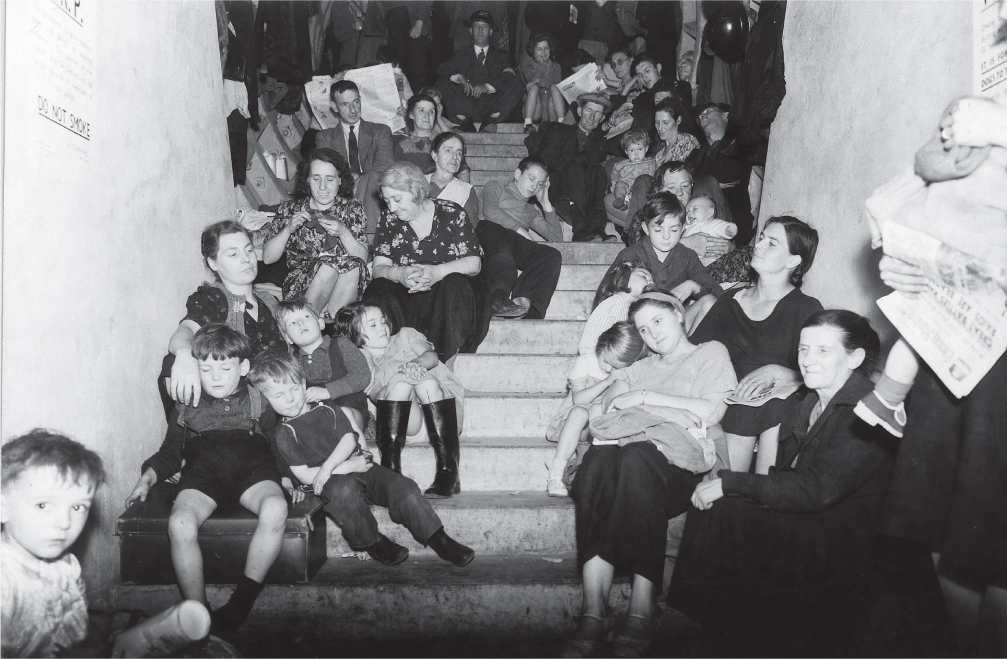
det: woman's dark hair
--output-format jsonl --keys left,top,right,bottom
{"left": 750, "top": 215, "right": 820, "bottom": 288}
{"left": 640, "top": 191, "right": 685, "bottom": 229}
{"left": 654, "top": 97, "right": 682, "bottom": 123}
{"left": 526, "top": 31, "right": 558, "bottom": 59}
{"left": 630, "top": 53, "right": 661, "bottom": 79}
{"left": 201, "top": 220, "right": 253, "bottom": 278}
{"left": 593, "top": 260, "right": 650, "bottom": 310}
{"left": 650, "top": 161, "right": 691, "bottom": 198}
{"left": 334, "top": 301, "right": 379, "bottom": 348}
{"left": 801, "top": 309, "right": 880, "bottom": 375}
{"left": 294, "top": 148, "right": 355, "bottom": 200}
{"left": 405, "top": 93, "right": 438, "bottom": 133}
{"left": 432, "top": 131, "right": 464, "bottom": 155}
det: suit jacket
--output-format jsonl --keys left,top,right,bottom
{"left": 524, "top": 122, "right": 609, "bottom": 175}
{"left": 436, "top": 44, "right": 516, "bottom": 90}
{"left": 315, "top": 120, "right": 394, "bottom": 175}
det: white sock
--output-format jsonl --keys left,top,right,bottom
{"left": 524, "top": 118, "right": 533, "bottom": 126}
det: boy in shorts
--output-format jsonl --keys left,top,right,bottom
{"left": 126, "top": 324, "right": 291, "bottom": 635}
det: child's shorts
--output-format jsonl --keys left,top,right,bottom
{"left": 179, "top": 429, "right": 281, "bottom": 509}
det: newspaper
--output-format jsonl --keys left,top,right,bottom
{"left": 875, "top": 222, "right": 1007, "bottom": 398}
{"left": 725, "top": 381, "right": 801, "bottom": 407}
{"left": 304, "top": 64, "right": 406, "bottom": 134}
{"left": 556, "top": 62, "right": 607, "bottom": 105}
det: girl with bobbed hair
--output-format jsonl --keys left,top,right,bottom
{"left": 520, "top": 31, "right": 564, "bottom": 129}
{"left": 260, "top": 148, "right": 370, "bottom": 320}
{"left": 669, "top": 309, "right": 896, "bottom": 657}
{"left": 362, "top": 161, "right": 489, "bottom": 362}
{"left": 690, "top": 215, "right": 823, "bottom": 474}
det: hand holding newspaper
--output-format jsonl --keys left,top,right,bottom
{"left": 305, "top": 64, "right": 406, "bottom": 133}
{"left": 557, "top": 62, "right": 607, "bottom": 105}
{"left": 726, "top": 381, "right": 801, "bottom": 407}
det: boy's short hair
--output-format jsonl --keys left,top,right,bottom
{"left": 191, "top": 324, "right": 253, "bottom": 362}
{"left": 248, "top": 350, "right": 306, "bottom": 388}
{"left": 621, "top": 130, "right": 651, "bottom": 154}
{"left": 596, "top": 321, "right": 646, "bottom": 368}
{"left": 275, "top": 298, "right": 317, "bottom": 325}
{"left": 641, "top": 191, "right": 685, "bottom": 228}
{"left": 2, "top": 429, "right": 106, "bottom": 491}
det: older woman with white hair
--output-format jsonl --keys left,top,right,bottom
{"left": 362, "top": 161, "right": 489, "bottom": 361}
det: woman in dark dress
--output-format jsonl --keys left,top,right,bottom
{"left": 393, "top": 93, "right": 470, "bottom": 180}
{"left": 162, "top": 221, "right": 286, "bottom": 412}
{"left": 668, "top": 310, "right": 897, "bottom": 657}
{"left": 363, "top": 161, "right": 489, "bottom": 361}
{"left": 690, "top": 216, "right": 822, "bottom": 474}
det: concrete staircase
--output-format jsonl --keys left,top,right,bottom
{"left": 117, "top": 125, "right": 631, "bottom": 643}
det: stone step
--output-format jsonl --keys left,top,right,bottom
{"left": 557, "top": 264, "right": 608, "bottom": 291}
{"left": 455, "top": 353, "right": 574, "bottom": 393}
{"left": 393, "top": 436, "right": 555, "bottom": 491}
{"left": 481, "top": 320, "right": 585, "bottom": 355}
{"left": 459, "top": 132, "right": 528, "bottom": 146}
{"left": 545, "top": 290, "right": 594, "bottom": 321}
{"left": 545, "top": 241, "right": 624, "bottom": 265}
{"left": 465, "top": 143, "right": 528, "bottom": 158}
{"left": 465, "top": 392, "right": 563, "bottom": 438}
{"left": 470, "top": 170, "right": 513, "bottom": 186}
{"left": 466, "top": 156, "right": 524, "bottom": 172}
{"left": 115, "top": 555, "right": 632, "bottom": 640}
{"left": 325, "top": 492, "right": 574, "bottom": 557}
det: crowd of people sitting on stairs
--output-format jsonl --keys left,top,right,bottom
{"left": 6, "top": 2, "right": 1007, "bottom": 656}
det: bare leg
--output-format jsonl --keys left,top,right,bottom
{"left": 237, "top": 480, "right": 289, "bottom": 582}
{"left": 726, "top": 433, "right": 757, "bottom": 474}
{"left": 303, "top": 264, "right": 340, "bottom": 315}
{"left": 885, "top": 337, "right": 921, "bottom": 385}
{"left": 382, "top": 381, "right": 424, "bottom": 435}
{"left": 553, "top": 407, "right": 589, "bottom": 466}
{"left": 414, "top": 378, "right": 447, "bottom": 404}
{"left": 627, "top": 574, "right": 656, "bottom": 619}
{"left": 753, "top": 425, "right": 780, "bottom": 475}
{"left": 321, "top": 267, "right": 361, "bottom": 318}
{"left": 524, "top": 87, "right": 539, "bottom": 123}
{"left": 168, "top": 489, "right": 218, "bottom": 604}
{"left": 550, "top": 85, "right": 571, "bottom": 124}
{"left": 581, "top": 556, "right": 616, "bottom": 617}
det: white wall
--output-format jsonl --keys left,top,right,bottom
{"left": 2, "top": 1, "right": 233, "bottom": 605}
{"left": 760, "top": 1, "right": 972, "bottom": 342}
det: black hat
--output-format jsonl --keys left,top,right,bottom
{"left": 464, "top": 10, "right": 495, "bottom": 29}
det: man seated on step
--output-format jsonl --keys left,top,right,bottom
{"left": 316, "top": 79, "right": 394, "bottom": 235}
{"left": 249, "top": 351, "right": 476, "bottom": 568}
{"left": 525, "top": 93, "right": 618, "bottom": 243}
{"left": 434, "top": 10, "right": 524, "bottom": 134}
{"left": 478, "top": 156, "right": 563, "bottom": 319}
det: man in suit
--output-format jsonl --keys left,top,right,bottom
{"left": 316, "top": 80, "right": 394, "bottom": 235}
{"left": 435, "top": 10, "right": 524, "bottom": 133}
{"left": 525, "top": 93, "right": 616, "bottom": 242}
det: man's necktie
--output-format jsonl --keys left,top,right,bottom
{"left": 348, "top": 125, "right": 360, "bottom": 173}
{"left": 477, "top": 49, "right": 486, "bottom": 66}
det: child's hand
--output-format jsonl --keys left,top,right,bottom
{"left": 282, "top": 477, "right": 305, "bottom": 504}
{"left": 305, "top": 386, "right": 330, "bottom": 403}
{"left": 534, "top": 176, "right": 551, "bottom": 206}
{"left": 670, "top": 280, "right": 703, "bottom": 302}
{"left": 940, "top": 97, "right": 1007, "bottom": 149}
{"left": 124, "top": 469, "right": 157, "bottom": 508}
{"left": 400, "top": 361, "right": 428, "bottom": 382}
{"left": 343, "top": 453, "right": 373, "bottom": 475}
{"left": 691, "top": 478, "right": 724, "bottom": 510}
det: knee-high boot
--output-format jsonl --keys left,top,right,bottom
{"left": 422, "top": 398, "right": 461, "bottom": 498}
{"left": 375, "top": 400, "right": 411, "bottom": 474}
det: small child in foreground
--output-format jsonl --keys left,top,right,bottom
{"left": 684, "top": 196, "right": 738, "bottom": 266}
{"left": 276, "top": 298, "right": 371, "bottom": 434}
{"left": 2, "top": 430, "right": 105, "bottom": 657}
{"left": 611, "top": 131, "right": 657, "bottom": 211}
{"left": 249, "top": 351, "right": 474, "bottom": 567}
{"left": 126, "top": 325, "right": 292, "bottom": 636}
{"left": 545, "top": 323, "right": 648, "bottom": 496}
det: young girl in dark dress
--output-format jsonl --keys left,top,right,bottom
{"left": 690, "top": 216, "right": 822, "bottom": 474}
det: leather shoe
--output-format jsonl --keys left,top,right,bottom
{"left": 427, "top": 528, "right": 475, "bottom": 567}
{"left": 456, "top": 118, "right": 477, "bottom": 133}
{"left": 365, "top": 533, "right": 409, "bottom": 566}
{"left": 480, "top": 122, "right": 499, "bottom": 133}
{"left": 491, "top": 296, "right": 530, "bottom": 319}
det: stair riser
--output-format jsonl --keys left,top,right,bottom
{"left": 455, "top": 354, "right": 574, "bottom": 393}
{"left": 325, "top": 505, "right": 574, "bottom": 556}
{"left": 396, "top": 444, "right": 554, "bottom": 490}
{"left": 465, "top": 397, "right": 560, "bottom": 437}
{"left": 115, "top": 581, "right": 632, "bottom": 639}
{"left": 481, "top": 320, "right": 584, "bottom": 354}
{"left": 460, "top": 132, "right": 527, "bottom": 145}
{"left": 545, "top": 290, "right": 593, "bottom": 321}
{"left": 546, "top": 242, "right": 625, "bottom": 264}
{"left": 467, "top": 156, "right": 524, "bottom": 172}
{"left": 557, "top": 264, "right": 608, "bottom": 291}
{"left": 470, "top": 170, "right": 513, "bottom": 186}
{"left": 465, "top": 144, "right": 528, "bottom": 158}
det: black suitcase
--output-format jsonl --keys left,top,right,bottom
{"left": 116, "top": 483, "right": 326, "bottom": 585}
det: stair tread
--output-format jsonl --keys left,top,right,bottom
{"left": 467, "top": 391, "right": 565, "bottom": 400}
{"left": 410, "top": 490, "right": 572, "bottom": 509}
{"left": 405, "top": 435, "right": 552, "bottom": 449}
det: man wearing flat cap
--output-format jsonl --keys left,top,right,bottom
{"left": 435, "top": 10, "right": 524, "bottom": 133}
{"left": 525, "top": 93, "right": 616, "bottom": 242}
